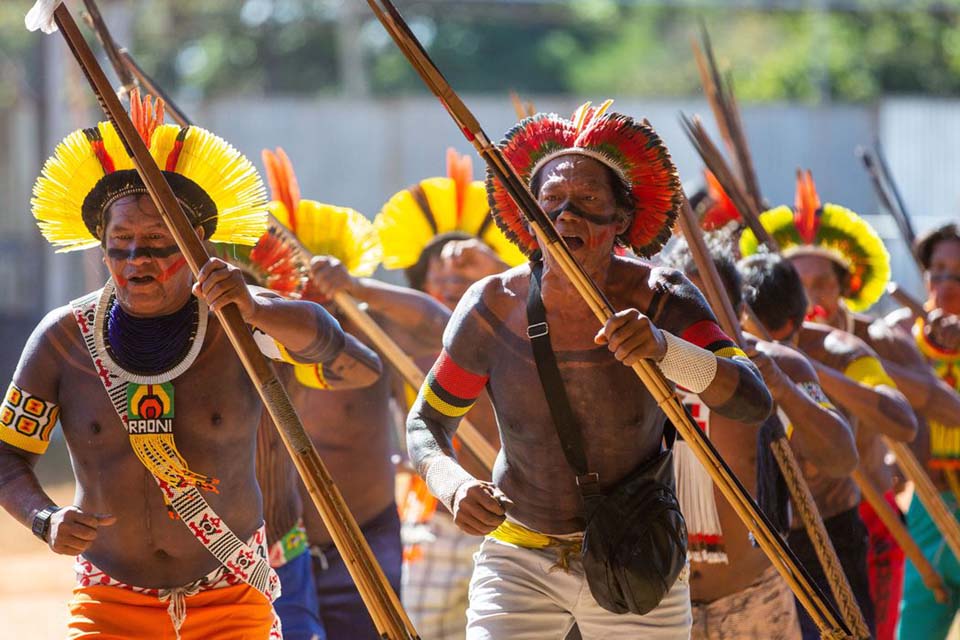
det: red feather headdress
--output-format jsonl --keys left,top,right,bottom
{"left": 700, "top": 170, "right": 742, "bottom": 231}
{"left": 486, "top": 100, "right": 682, "bottom": 258}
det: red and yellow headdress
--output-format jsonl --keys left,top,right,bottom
{"left": 374, "top": 148, "right": 526, "bottom": 269}
{"left": 31, "top": 90, "right": 266, "bottom": 252}
{"left": 487, "top": 100, "right": 683, "bottom": 258}
{"left": 262, "top": 148, "right": 381, "bottom": 280}
{"left": 740, "top": 170, "right": 890, "bottom": 312}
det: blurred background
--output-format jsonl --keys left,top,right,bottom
{"left": 0, "top": 0, "right": 959, "bottom": 632}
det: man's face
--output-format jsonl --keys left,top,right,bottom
{"left": 790, "top": 253, "right": 844, "bottom": 325}
{"left": 102, "top": 195, "right": 196, "bottom": 317}
{"left": 424, "top": 255, "right": 473, "bottom": 310}
{"left": 927, "top": 239, "right": 960, "bottom": 315}
{"left": 534, "top": 156, "right": 629, "bottom": 271}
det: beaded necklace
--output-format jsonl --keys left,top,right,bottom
{"left": 106, "top": 295, "right": 199, "bottom": 377}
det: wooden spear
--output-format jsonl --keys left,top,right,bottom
{"left": 33, "top": 4, "right": 417, "bottom": 637}
{"left": 676, "top": 196, "right": 870, "bottom": 638}
{"left": 365, "top": 0, "right": 849, "bottom": 635}
{"left": 694, "top": 125, "right": 951, "bottom": 606}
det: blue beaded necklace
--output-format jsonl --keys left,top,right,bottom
{"left": 105, "top": 295, "right": 200, "bottom": 376}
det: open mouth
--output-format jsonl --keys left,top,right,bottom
{"left": 127, "top": 275, "right": 156, "bottom": 285}
{"left": 562, "top": 236, "right": 585, "bottom": 250}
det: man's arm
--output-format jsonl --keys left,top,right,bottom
{"left": 868, "top": 320, "right": 960, "bottom": 428}
{"left": 811, "top": 333, "right": 917, "bottom": 443}
{"left": 0, "top": 308, "right": 115, "bottom": 555}
{"left": 310, "top": 256, "right": 450, "bottom": 357}
{"left": 195, "top": 258, "right": 382, "bottom": 388}
{"left": 751, "top": 339, "right": 858, "bottom": 477}
{"left": 601, "top": 268, "right": 772, "bottom": 425}
{"left": 406, "top": 279, "right": 507, "bottom": 536}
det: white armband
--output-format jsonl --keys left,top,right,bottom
{"left": 656, "top": 332, "right": 718, "bottom": 394}
{"left": 424, "top": 455, "right": 476, "bottom": 514}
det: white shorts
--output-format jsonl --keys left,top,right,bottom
{"left": 466, "top": 536, "right": 692, "bottom": 640}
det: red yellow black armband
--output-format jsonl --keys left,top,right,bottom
{"left": 681, "top": 320, "right": 747, "bottom": 360}
{"left": 0, "top": 382, "right": 60, "bottom": 454}
{"left": 422, "top": 350, "right": 488, "bottom": 418}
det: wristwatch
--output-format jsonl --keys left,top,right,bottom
{"left": 31, "top": 505, "right": 58, "bottom": 542}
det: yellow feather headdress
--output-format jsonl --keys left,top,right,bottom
{"left": 740, "top": 170, "right": 890, "bottom": 312}
{"left": 374, "top": 148, "right": 526, "bottom": 271}
{"left": 31, "top": 90, "right": 267, "bottom": 253}
{"left": 262, "top": 148, "right": 381, "bottom": 279}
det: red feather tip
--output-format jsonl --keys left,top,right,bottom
{"left": 701, "top": 170, "right": 741, "bottom": 230}
{"left": 262, "top": 147, "right": 302, "bottom": 235}
{"left": 129, "top": 88, "right": 165, "bottom": 145}
{"left": 446, "top": 147, "right": 474, "bottom": 222}
{"left": 794, "top": 169, "right": 822, "bottom": 245}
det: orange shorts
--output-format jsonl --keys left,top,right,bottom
{"left": 67, "top": 582, "right": 276, "bottom": 640}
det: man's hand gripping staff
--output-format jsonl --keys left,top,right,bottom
{"left": 25, "top": 3, "right": 418, "bottom": 638}
{"left": 365, "top": 0, "right": 850, "bottom": 635}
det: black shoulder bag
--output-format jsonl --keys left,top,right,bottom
{"left": 525, "top": 262, "right": 687, "bottom": 615}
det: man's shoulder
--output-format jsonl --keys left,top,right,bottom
{"left": 36, "top": 304, "right": 82, "bottom": 344}
{"left": 806, "top": 322, "right": 875, "bottom": 361}
{"left": 764, "top": 341, "right": 817, "bottom": 383}
{"left": 465, "top": 264, "right": 530, "bottom": 311}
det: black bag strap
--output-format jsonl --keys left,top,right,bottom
{"left": 526, "top": 262, "right": 601, "bottom": 495}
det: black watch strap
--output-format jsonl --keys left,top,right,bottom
{"left": 31, "top": 506, "right": 58, "bottom": 542}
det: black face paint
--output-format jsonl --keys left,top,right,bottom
{"left": 930, "top": 273, "right": 960, "bottom": 285}
{"left": 107, "top": 245, "right": 181, "bottom": 261}
{"left": 545, "top": 202, "right": 619, "bottom": 226}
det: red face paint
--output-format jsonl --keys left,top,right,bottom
{"left": 156, "top": 256, "right": 188, "bottom": 282}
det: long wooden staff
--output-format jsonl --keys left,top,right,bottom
{"left": 676, "top": 198, "right": 870, "bottom": 638}
{"left": 78, "top": 3, "right": 498, "bottom": 474}
{"left": 364, "top": 1, "right": 848, "bottom": 636}
{"left": 695, "top": 123, "right": 952, "bottom": 605}
{"left": 34, "top": 5, "right": 416, "bottom": 638}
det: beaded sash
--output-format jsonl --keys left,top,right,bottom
{"left": 71, "top": 285, "right": 279, "bottom": 602}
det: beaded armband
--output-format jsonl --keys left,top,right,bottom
{"left": 421, "top": 349, "right": 489, "bottom": 418}
{"left": 0, "top": 382, "right": 60, "bottom": 455}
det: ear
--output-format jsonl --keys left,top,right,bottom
{"left": 772, "top": 317, "right": 796, "bottom": 341}
{"left": 615, "top": 210, "right": 631, "bottom": 236}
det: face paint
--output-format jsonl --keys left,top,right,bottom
{"left": 545, "top": 202, "right": 619, "bottom": 227}
{"left": 157, "top": 256, "right": 188, "bottom": 282}
{"left": 930, "top": 273, "right": 960, "bottom": 285}
{"left": 107, "top": 245, "right": 181, "bottom": 261}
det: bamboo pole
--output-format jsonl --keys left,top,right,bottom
{"left": 677, "top": 198, "right": 868, "bottom": 638}
{"left": 364, "top": 1, "right": 848, "bottom": 635}
{"left": 40, "top": 6, "right": 416, "bottom": 638}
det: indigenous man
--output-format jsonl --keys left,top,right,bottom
{"left": 887, "top": 223, "right": 960, "bottom": 639}
{"left": 261, "top": 148, "right": 452, "bottom": 639}
{"left": 375, "top": 148, "right": 522, "bottom": 639}
{"left": 407, "top": 101, "right": 772, "bottom": 639}
{"left": 741, "top": 172, "right": 947, "bottom": 640}
{"left": 737, "top": 250, "right": 917, "bottom": 640}
{"left": 0, "top": 96, "right": 380, "bottom": 639}
{"left": 661, "top": 234, "right": 858, "bottom": 640}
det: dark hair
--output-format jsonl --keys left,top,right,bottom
{"left": 405, "top": 231, "right": 474, "bottom": 291}
{"left": 915, "top": 223, "right": 960, "bottom": 270}
{"left": 659, "top": 233, "right": 743, "bottom": 310}
{"left": 530, "top": 156, "right": 635, "bottom": 241}
{"left": 738, "top": 252, "right": 808, "bottom": 335}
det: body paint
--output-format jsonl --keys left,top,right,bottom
{"left": 545, "top": 203, "right": 618, "bottom": 227}
{"left": 106, "top": 245, "right": 181, "bottom": 261}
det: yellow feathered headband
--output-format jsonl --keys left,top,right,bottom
{"left": 740, "top": 170, "right": 890, "bottom": 312}
{"left": 31, "top": 90, "right": 267, "bottom": 252}
{"left": 374, "top": 148, "right": 526, "bottom": 271}
{"left": 262, "top": 147, "right": 381, "bottom": 280}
